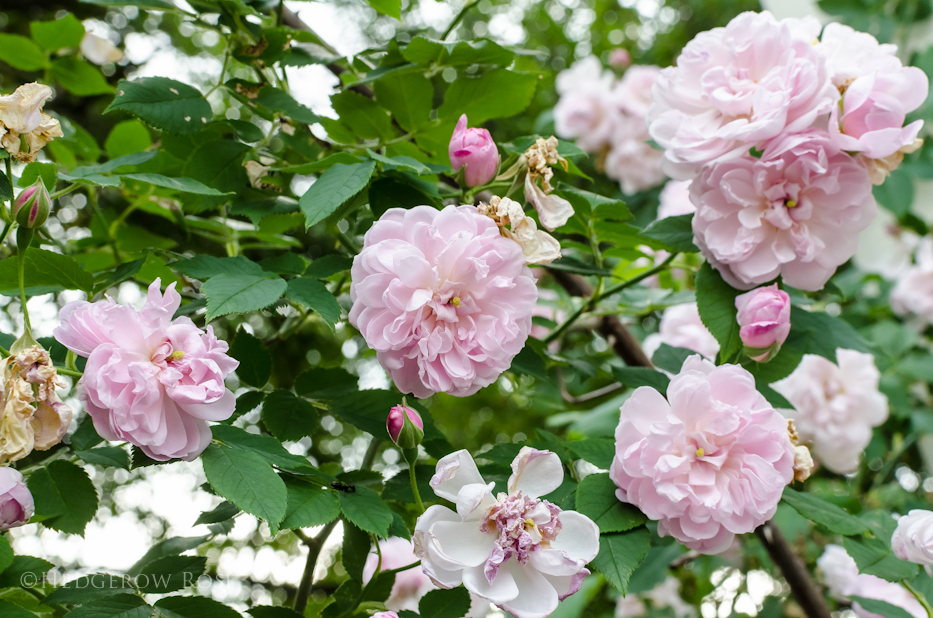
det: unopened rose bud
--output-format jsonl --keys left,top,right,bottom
{"left": 609, "top": 48, "right": 631, "bottom": 68}
{"left": 373, "top": 612, "right": 400, "bottom": 618}
{"left": 735, "top": 283, "right": 791, "bottom": 362}
{"left": 387, "top": 404, "right": 423, "bottom": 450}
{"left": 13, "top": 180, "right": 51, "bottom": 229}
{"left": 449, "top": 114, "right": 499, "bottom": 187}
{"left": 0, "top": 467, "right": 34, "bottom": 530}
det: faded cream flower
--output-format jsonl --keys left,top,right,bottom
{"left": 0, "top": 83, "right": 64, "bottom": 163}
{"left": 478, "top": 196, "right": 561, "bottom": 264}
{"left": 81, "top": 33, "right": 124, "bottom": 65}
{"left": 864, "top": 138, "right": 923, "bottom": 185}
{"left": 522, "top": 137, "right": 574, "bottom": 231}
{"left": 787, "top": 420, "right": 814, "bottom": 482}
{"left": 244, "top": 158, "right": 278, "bottom": 190}
{"left": 0, "top": 345, "right": 72, "bottom": 464}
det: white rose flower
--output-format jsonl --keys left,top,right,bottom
{"left": 482, "top": 196, "right": 561, "bottom": 265}
{"left": 891, "top": 237, "right": 933, "bottom": 325}
{"left": 818, "top": 545, "right": 926, "bottom": 618}
{"left": 0, "top": 83, "right": 63, "bottom": 163}
{"left": 643, "top": 303, "right": 720, "bottom": 361}
{"left": 81, "top": 32, "right": 124, "bottom": 65}
{"left": 413, "top": 447, "right": 600, "bottom": 618}
{"left": 771, "top": 349, "right": 888, "bottom": 475}
{"left": 892, "top": 510, "right": 933, "bottom": 566}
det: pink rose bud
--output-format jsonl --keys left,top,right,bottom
{"left": 387, "top": 404, "right": 423, "bottom": 450}
{"left": 373, "top": 613, "right": 400, "bottom": 618}
{"left": 609, "top": 48, "right": 631, "bottom": 68}
{"left": 735, "top": 284, "right": 791, "bottom": 362}
{"left": 449, "top": 114, "right": 499, "bottom": 187}
{"left": 12, "top": 180, "right": 51, "bottom": 229}
{"left": 0, "top": 467, "right": 35, "bottom": 531}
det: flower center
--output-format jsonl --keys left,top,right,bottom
{"left": 479, "top": 490, "right": 562, "bottom": 583}
{"left": 169, "top": 350, "right": 185, "bottom": 361}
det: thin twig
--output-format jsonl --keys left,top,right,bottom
{"left": 755, "top": 523, "right": 832, "bottom": 618}
{"left": 442, "top": 1, "right": 479, "bottom": 40}
{"left": 293, "top": 519, "right": 339, "bottom": 614}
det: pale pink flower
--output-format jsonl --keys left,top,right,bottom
{"left": 853, "top": 207, "right": 919, "bottom": 280}
{"left": 373, "top": 613, "right": 399, "bottom": 618}
{"left": 554, "top": 57, "right": 618, "bottom": 153}
{"left": 643, "top": 303, "right": 719, "bottom": 361}
{"left": 604, "top": 115, "right": 666, "bottom": 195}
{"left": 771, "top": 348, "right": 888, "bottom": 474}
{"left": 648, "top": 11, "right": 836, "bottom": 179}
{"left": 691, "top": 129, "right": 876, "bottom": 291}
{"left": 657, "top": 180, "right": 695, "bottom": 220}
{"left": 616, "top": 577, "right": 696, "bottom": 618}
{"left": 450, "top": 115, "right": 499, "bottom": 187}
{"left": 819, "top": 23, "right": 928, "bottom": 160}
{"left": 818, "top": 545, "right": 926, "bottom": 618}
{"left": 613, "top": 65, "right": 661, "bottom": 119}
{"left": 735, "top": 284, "right": 791, "bottom": 362}
{"left": 609, "top": 49, "right": 631, "bottom": 69}
{"left": 892, "top": 510, "right": 933, "bottom": 566}
{"left": 0, "top": 467, "right": 33, "bottom": 531}
{"left": 54, "top": 279, "right": 239, "bottom": 461}
{"left": 610, "top": 356, "right": 795, "bottom": 554}
{"left": 891, "top": 238, "right": 933, "bottom": 325}
{"left": 349, "top": 206, "right": 538, "bottom": 398}
{"left": 413, "top": 447, "right": 599, "bottom": 618}
{"left": 364, "top": 537, "right": 436, "bottom": 612}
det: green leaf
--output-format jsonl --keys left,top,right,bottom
{"left": 194, "top": 501, "right": 239, "bottom": 526}
{"left": 790, "top": 306, "right": 872, "bottom": 358}
{"left": 0, "top": 556, "right": 53, "bottom": 588}
{"left": 76, "top": 447, "right": 131, "bottom": 469}
{"left": 0, "top": 248, "right": 94, "bottom": 296}
{"left": 154, "top": 596, "right": 242, "bottom": 618}
{"left": 0, "top": 536, "right": 12, "bottom": 574}
{"left": 95, "top": 257, "right": 147, "bottom": 293}
{"left": 651, "top": 344, "right": 693, "bottom": 374}
{"left": 182, "top": 140, "right": 250, "bottom": 196}
{"left": 210, "top": 425, "right": 328, "bottom": 479}
{"left": 402, "top": 38, "right": 514, "bottom": 68}
{"left": 342, "top": 521, "right": 371, "bottom": 581}
{"left": 0, "top": 173, "right": 11, "bottom": 203}
{"left": 285, "top": 278, "right": 342, "bottom": 328}
{"left": 259, "top": 253, "right": 307, "bottom": 275}
{"left": 331, "top": 91, "right": 395, "bottom": 140}
{"left": 565, "top": 439, "right": 615, "bottom": 469}
{"left": 300, "top": 160, "right": 376, "bottom": 229}
{"left": 575, "top": 473, "right": 647, "bottom": 533}
{"left": 844, "top": 534, "right": 920, "bottom": 582}
{"left": 51, "top": 58, "right": 113, "bottom": 96}
{"left": 229, "top": 330, "right": 272, "bottom": 387}
{"left": 874, "top": 168, "right": 914, "bottom": 217}
{"left": 510, "top": 343, "right": 549, "bottom": 381}
{"left": 374, "top": 73, "right": 433, "bottom": 131}
{"left": 127, "top": 536, "right": 209, "bottom": 576}
{"left": 418, "top": 587, "right": 472, "bottom": 618}
{"left": 58, "top": 593, "right": 152, "bottom": 618}
{"left": 557, "top": 184, "right": 631, "bottom": 221}
{"left": 136, "top": 555, "right": 206, "bottom": 593}
{"left": 781, "top": 488, "right": 868, "bottom": 535}
{"left": 230, "top": 390, "right": 265, "bottom": 423}
{"left": 70, "top": 151, "right": 158, "bottom": 177}
{"left": 438, "top": 69, "right": 538, "bottom": 124}
{"left": 201, "top": 444, "right": 288, "bottom": 532}
{"left": 294, "top": 367, "right": 358, "bottom": 400}
{"left": 202, "top": 274, "right": 287, "bottom": 322}
{"left": 0, "top": 600, "right": 42, "bottom": 618}
{"left": 695, "top": 262, "right": 743, "bottom": 362}
{"left": 173, "top": 255, "right": 266, "bottom": 279}
{"left": 18, "top": 162, "right": 57, "bottom": 190}
{"left": 27, "top": 460, "right": 99, "bottom": 535}
{"left": 248, "top": 608, "right": 304, "bottom": 618}
{"left": 80, "top": 0, "right": 184, "bottom": 9}
{"left": 0, "top": 34, "right": 48, "bottom": 71}
{"left": 46, "top": 574, "right": 136, "bottom": 605}
{"left": 611, "top": 366, "right": 670, "bottom": 392}
{"left": 280, "top": 478, "right": 340, "bottom": 530}
{"left": 31, "top": 14, "right": 86, "bottom": 49}
{"left": 105, "top": 77, "right": 212, "bottom": 135}
{"left": 337, "top": 485, "right": 394, "bottom": 537}
{"left": 302, "top": 255, "right": 353, "bottom": 281}
{"left": 254, "top": 86, "right": 320, "bottom": 125}
{"left": 366, "top": 0, "right": 400, "bottom": 17}
{"left": 593, "top": 527, "right": 651, "bottom": 594}
{"left": 261, "top": 390, "right": 318, "bottom": 441}
{"left": 121, "top": 173, "right": 232, "bottom": 196}
{"left": 105, "top": 120, "right": 152, "bottom": 160}
{"left": 850, "top": 597, "right": 916, "bottom": 618}
{"left": 641, "top": 214, "right": 698, "bottom": 253}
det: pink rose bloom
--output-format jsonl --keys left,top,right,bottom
{"left": 734, "top": 284, "right": 791, "bottom": 362}
{"left": 449, "top": 115, "right": 499, "bottom": 187}
{"left": 892, "top": 510, "right": 933, "bottom": 566}
{"left": 0, "top": 467, "right": 34, "bottom": 530}
{"left": 364, "top": 537, "right": 436, "bottom": 611}
{"left": 648, "top": 11, "right": 836, "bottom": 179}
{"left": 643, "top": 303, "right": 719, "bottom": 361}
{"left": 609, "top": 49, "right": 631, "bottom": 69}
{"left": 54, "top": 279, "right": 239, "bottom": 461}
{"left": 349, "top": 206, "right": 537, "bottom": 398}
{"left": 386, "top": 404, "right": 423, "bottom": 448}
{"left": 610, "top": 356, "right": 795, "bottom": 554}
{"left": 891, "top": 238, "right": 933, "bottom": 325}
{"left": 604, "top": 115, "right": 666, "bottom": 195}
{"left": 657, "top": 180, "right": 695, "bottom": 220}
{"left": 853, "top": 207, "right": 919, "bottom": 280}
{"left": 554, "top": 58, "right": 618, "bottom": 153}
{"left": 771, "top": 348, "right": 888, "bottom": 474}
{"left": 692, "top": 129, "right": 876, "bottom": 291}
{"left": 414, "top": 447, "right": 599, "bottom": 618}
{"left": 820, "top": 23, "right": 928, "bottom": 160}
{"left": 613, "top": 65, "right": 661, "bottom": 118}
{"left": 373, "top": 613, "right": 399, "bottom": 618}
{"left": 818, "top": 545, "right": 926, "bottom": 618}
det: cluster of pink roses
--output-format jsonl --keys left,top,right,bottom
{"left": 554, "top": 58, "right": 666, "bottom": 195}
{"left": 650, "top": 11, "right": 928, "bottom": 291}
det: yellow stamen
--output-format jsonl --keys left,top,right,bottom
{"left": 169, "top": 351, "right": 185, "bottom": 361}
{"left": 786, "top": 200, "right": 798, "bottom": 208}
{"left": 696, "top": 448, "right": 705, "bottom": 458}
{"left": 525, "top": 518, "right": 536, "bottom": 528}
{"left": 450, "top": 297, "right": 461, "bottom": 307}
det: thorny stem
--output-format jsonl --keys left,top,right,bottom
{"left": 292, "top": 519, "right": 339, "bottom": 614}
{"left": 18, "top": 246, "right": 32, "bottom": 335}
